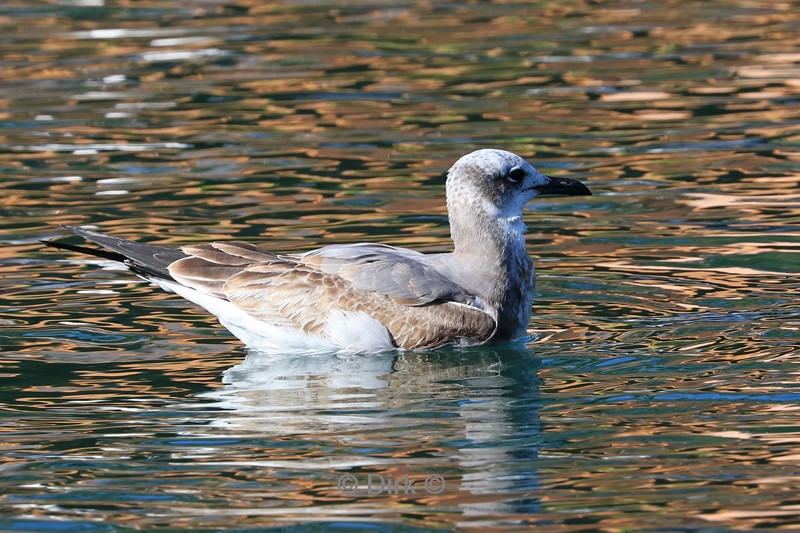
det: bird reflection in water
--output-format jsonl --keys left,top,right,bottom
{"left": 194, "top": 344, "right": 543, "bottom": 514}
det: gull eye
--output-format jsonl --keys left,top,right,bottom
{"left": 505, "top": 166, "right": 525, "bottom": 184}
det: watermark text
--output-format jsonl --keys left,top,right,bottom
{"left": 337, "top": 473, "right": 445, "bottom": 495}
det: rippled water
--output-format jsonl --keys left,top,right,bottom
{"left": 2, "top": 0, "right": 799, "bottom": 530}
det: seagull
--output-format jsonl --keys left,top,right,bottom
{"left": 45, "top": 149, "right": 591, "bottom": 352}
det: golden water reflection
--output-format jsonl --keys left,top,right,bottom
{"left": 1, "top": 0, "right": 800, "bottom": 530}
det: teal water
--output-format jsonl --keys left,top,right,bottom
{"left": 1, "top": 0, "right": 799, "bottom": 530}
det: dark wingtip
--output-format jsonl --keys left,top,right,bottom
{"left": 43, "top": 225, "right": 185, "bottom": 281}
{"left": 41, "top": 238, "right": 127, "bottom": 262}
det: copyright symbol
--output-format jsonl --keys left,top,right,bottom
{"left": 424, "top": 474, "right": 445, "bottom": 494}
{"left": 338, "top": 473, "right": 358, "bottom": 493}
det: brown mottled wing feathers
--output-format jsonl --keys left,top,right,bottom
{"left": 169, "top": 242, "right": 278, "bottom": 298}
{"left": 168, "top": 242, "right": 496, "bottom": 349}
{"left": 225, "top": 262, "right": 495, "bottom": 348}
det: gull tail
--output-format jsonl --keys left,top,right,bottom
{"left": 42, "top": 225, "right": 186, "bottom": 281}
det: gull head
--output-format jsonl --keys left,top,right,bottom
{"left": 446, "top": 149, "right": 591, "bottom": 221}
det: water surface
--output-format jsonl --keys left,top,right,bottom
{"left": 1, "top": 0, "right": 799, "bottom": 530}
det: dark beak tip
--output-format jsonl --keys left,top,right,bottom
{"left": 541, "top": 176, "right": 592, "bottom": 197}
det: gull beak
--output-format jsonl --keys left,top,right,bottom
{"left": 536, "top": 175, "right": 592, "bottom": 197}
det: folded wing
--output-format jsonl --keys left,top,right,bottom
{"left": 169, "top": 242, "right": 495, "bottom": 349}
